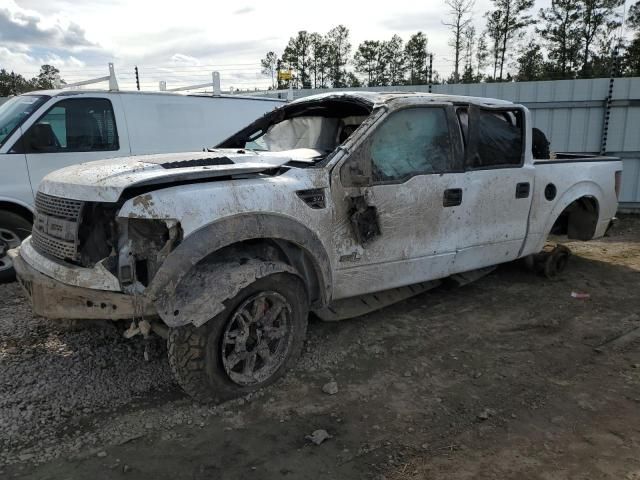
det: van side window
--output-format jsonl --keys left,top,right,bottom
{"left": 370, "top": 107, "right": 453, "bottom": 183}
{"left": 468, "top": 109, "right": 523, "bottom": 168}
{"left": 21, "top": 98, "right": 118, "bottom": 153}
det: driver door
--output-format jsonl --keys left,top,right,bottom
{"left": 12, "top": 96, "right": 129, "bottom": 194}
{"left": 330, "top": 103, "right": 466, "bottom": 300}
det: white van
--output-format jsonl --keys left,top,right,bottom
{"left": 0, "top": 89, "right": 284, "bottom": 280}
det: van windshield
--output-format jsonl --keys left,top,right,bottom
{"left": 0, "top": 95, "right": 49, "bottom": 148}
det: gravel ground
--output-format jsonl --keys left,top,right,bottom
{"left": 0, "top": 282, "right": 343, "bottom": 468}
{"left": 0, "top": 282, "right": 176, "bottom": 464}
{"left": 1, "top": 216, "right": 639, "bottom": 479}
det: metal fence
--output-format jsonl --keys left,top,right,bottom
{"left": 274, "top": 77, "right": 640, "bottom": 209}
{"left": 2, "top": 77, "right": 639, "bottom": 208}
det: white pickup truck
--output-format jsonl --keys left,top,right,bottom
{"left": 11, "top": 92, "right": 622, "bottom": 402}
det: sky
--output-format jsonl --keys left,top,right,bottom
{"left": 0, "top": 0, "right": 630, "bottom": 92}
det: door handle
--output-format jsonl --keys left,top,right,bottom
{"left": 443, "top": 188, "right": 463, "bottom": 207}
{"left": 515, "top": 182, "right": 530, "bottom": 199}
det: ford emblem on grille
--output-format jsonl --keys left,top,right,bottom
{"left": 35, "top": 213, "right": 78, "bottom": 242}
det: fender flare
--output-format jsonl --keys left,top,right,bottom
{"left": 159, "top": 259, "right": 299, "bottom": 327}
{"left": 146, "top": 213, "right": 332, "bottom": 324}
{"left": 540, "top": 181, "right": 603, "bottom": 241}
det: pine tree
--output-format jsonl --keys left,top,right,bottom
{"left": 489, "top": 0, "right": 535, "bottom": 81}
{"left": 624, "top": 1, "right": 640, "bottom": 75}
{"left": 537, "top": 0, "right": 582, "bottom": 78}
{"left": 443, "top": 0, "right": 476, "bottom": 82}
{"left": 283, "top": 31, "right": 312, "bottom": 88}
{"left": 404, "top": 32, "right": 430, "bottom": 85}
{"left": 260, "top": 52, "right": 279, "bottom": 89}
{"left": 354, "top": 40, "right": 384, "bottom": 86}
{"left": 577, "top": 0, "right": 623, "bottom": 77}
{"left": 326, "top": 25, "right": 351, "bottom": 87}
{"left": 384, "top": 35, "right": 406, "bottom": 85}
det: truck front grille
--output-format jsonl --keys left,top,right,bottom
{"left": 32, "top": 228, "right": 79, "bottom": 261}
{"left": 32, "top": 192, "right": 84, "bottom": 262}
{"left": 35, "top": 193, "right": 83, "bottom": 221}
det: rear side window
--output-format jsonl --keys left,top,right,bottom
{"left": 466, "top": 108, "right": 524, "bottom": 168}
{"left": 20, "top": 98, "right": 118, "bottom": 153}
{"left": 370, "top": 107, "right": 453, "bottom": 182}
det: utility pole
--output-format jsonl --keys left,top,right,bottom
{"left": 276, "top": 59, "right": 282, "bottom": 90}
{"left": 134, "top": 66, "right": 140, "bottom": 91}
{"left": 428, "top": 54, "right": 433, "bottom": 93}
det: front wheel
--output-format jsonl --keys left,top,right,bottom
{"left": 168, "top": 272, "right": 308, "bottom": 403}
{"left": 0, "top": 211, "right": 32, "bottom": 283}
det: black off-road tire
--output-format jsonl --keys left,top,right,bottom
{"left": 167, "top": 272, "right": 308, "bottom": 403}
{"left": 0, "top": 211, "right": 32, "bottom": 283}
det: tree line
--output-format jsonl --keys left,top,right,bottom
{"left": 0, "top": 65, "right": 64, "bottom": 96}
{"left": 262, "top": 0, "right": 640, "bottom": 88}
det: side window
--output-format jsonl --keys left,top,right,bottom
{"left": 370, "top": 107, "right": 452, "bottom": 182}
{"left": 21, "top": 98, "right": 119, "bottom": 153}
{"left": 468, "top": 109, "right": 524, "bottom": 168}
{"left": 456, "top": 107, "right": 469, "bottom": 144}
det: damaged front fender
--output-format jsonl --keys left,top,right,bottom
{"left": 158, "top": 259, "right": 299, "bottom": 327}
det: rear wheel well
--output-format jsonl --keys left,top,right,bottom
{"left": 0, "top": 202, "right": 33, "bottom": 224}
{"left": 549, "top": 196, "right": 599, "bottom": 240}
{"left": 200, "top": 238, "right": 325, "bottom": 309}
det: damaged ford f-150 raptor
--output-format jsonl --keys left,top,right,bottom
{"left": 10, "top": 92, "right": 622, "bottom": 402}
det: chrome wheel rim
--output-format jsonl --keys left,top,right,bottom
{"left": 0, "top": 228, "right": 21, "bottom": 273}
{"left": 221, "top": 291, "right": 293, "bottom": 386}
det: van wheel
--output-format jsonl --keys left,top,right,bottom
{"left": 167, "top": 272, "right": 308, "bottom": 403}
{"left": 0, "top": 211, "right": 32, "bottom": 283}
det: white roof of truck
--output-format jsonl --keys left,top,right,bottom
{"left": 291, "top": 91, "right": 514, "bottom": 108}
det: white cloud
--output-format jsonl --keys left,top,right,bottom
{"left": 1, "top": 0, "right": 565, "bottom": 90}
{"left": 0, "top": 0, "right": 95, "bottom": 48}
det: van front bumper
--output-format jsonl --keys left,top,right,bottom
{"left": 10, "top": 247, "right": 156, "bottom": 320}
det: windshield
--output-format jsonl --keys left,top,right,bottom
{"left": 0, "top": 95, "right": 49, "bottom": 148}
{"left": 218, "top": 98, "right": 372, "bottom": 158}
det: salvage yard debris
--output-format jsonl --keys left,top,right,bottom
{"left": 306, "top": 429, "right": 332, "bottom": 445}
{"left": 322, "top": 381, "right": 339, "bottom": 395}
{"left": 571, "top": 291, "right": 591, "bottom": 299}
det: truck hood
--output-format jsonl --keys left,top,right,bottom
{"left": 39, "top": 149, "right": 320, "bottom": 202}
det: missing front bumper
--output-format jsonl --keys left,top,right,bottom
{"left": 10, "top": 248, "right": 156, "bottom": 320}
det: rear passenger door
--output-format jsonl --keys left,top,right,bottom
{"left": 451, "top": 105, "right": 534, "bottom": 273}
{"left": 331, "top": 103, "right": 466, "bottom": 299}
{"left": 11, "top": 95, "right": 130, "bottom": 193}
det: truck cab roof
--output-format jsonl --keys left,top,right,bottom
{"left": 290, "top": 91, "right": 515, "bottom": 108}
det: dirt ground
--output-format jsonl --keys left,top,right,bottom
{"left": 1, "top": 216, "right": 639, "bottom": 480}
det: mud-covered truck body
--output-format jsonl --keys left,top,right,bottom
{"left": 10, "top": 92, "right": 622, "bottom": 401}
